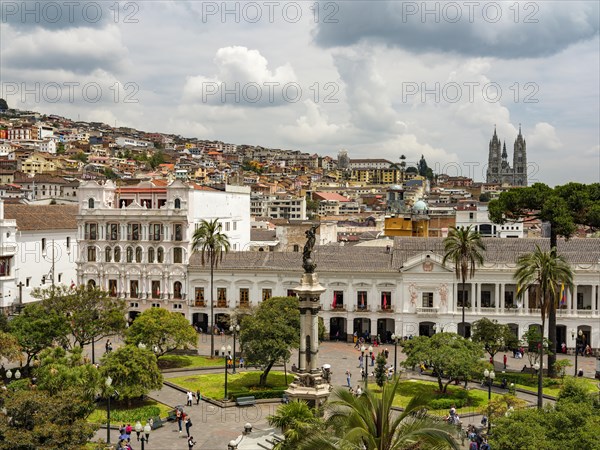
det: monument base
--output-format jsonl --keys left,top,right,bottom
{"left": 284, "top": 372, "right": 331, "bottom": 408}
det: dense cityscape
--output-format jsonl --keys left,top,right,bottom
{"left": 1, "top": 1, "right": 599, "bottom": 449}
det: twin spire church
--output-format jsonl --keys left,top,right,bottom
{"left": 486, "top": 126, "right": 527, "bottom": 186}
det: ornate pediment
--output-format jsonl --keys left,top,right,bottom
{"left": 400, "top": 253, "right": 452, "bottom": 274}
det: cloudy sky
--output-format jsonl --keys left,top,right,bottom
{"left": 1, "top": 1, "right": 598, "bottom": 185}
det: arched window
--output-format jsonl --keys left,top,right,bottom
{"left": 135, "top": 246, "right": 143, "bottom": 263}
{"left": 87, "top": 279, "right": 96, "bottom": 289}
{"left": 105, "top": 246, "right": 112, "bottom": 262}
{"left": 148, "top": 247, "right": 155, "bottom": 263}
{"left": 114, "top": 246, "right": 121, "bottom": 262}
{"left": 88, "top": 198, "right": 95, "bottom": 209}
{"left": 174, "top": 198, "right": 181, "bottom": 209}
{"left": 126, "top": 246, "right": 133, "bottom": 263}
{"left": 173, "top": 281, "right": 182, "bottom": 299}
{"left": 157, "top": 247, "right": 164, "bottom": 263}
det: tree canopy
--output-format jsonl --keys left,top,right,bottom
{"left": 401, "top": 332, "right": 484, "bottom": 393}
{"left": 471, "top": 318, "right": 518, "bottom": 361}
{"left": 99, "top": 345, "right": 163, "bottom": 404}
{"left": 239, "top": 296, "right": 300, "bottom": 386}
{"left": 125, "top": 307, "right": 197, "bottom": 357}
{"left": 0, "top": 98, "right": 8, "bottom": 110}
{"left": 34, "top": 285, "right": 127, "bottom": 349}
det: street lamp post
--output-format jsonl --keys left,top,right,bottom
{"left": 105, "top": 376, "right": 113, "bottom": 444}
{"left": 230, "top": 324, "right": 240, "bottom": 374}
{"left": 571, "top": 329, "right": 583, "bottom": 376}
{"left": 391, "top": 333, "right": 400, "bottom": 377}
{"left": 483, "top": 369, "right": 495, "bottom": 435}
{"left": 221, "top": 346, "right": 231, "bottom": 400}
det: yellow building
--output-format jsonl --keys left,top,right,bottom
{"left": 19, "top": 153, "right": 62, "bottom": 175}
{"left": 351, "top": 167, "right": 402, "bottom": 185}
{"left": 383, "top": 200, "right": 430, "bottom": 237}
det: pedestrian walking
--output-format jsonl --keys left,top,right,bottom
{"left": 370, "top": 353, "right": 375, "bottom": 366}
{"left": 188, "top": 436, "right": 197, "bottom": 450}
{"left": 345, "top": 370, "right": 351, "bottom": 387}
{"left": 358, "top": 354, "right": 363, "bottom": 368}
{"left": 195, "top": 389, "right": 201, "bottom": 405}
{"left": 503, "top": 354, "right": 507, "bottom": 370}
{"left": 187, "top": 391, "right": 194, "bottom": 407}
{"left": 185, "top": 416, "right": 193, "bottom": 437}
{"left": 176, "top": 408, "right": 183, "bottom": 433}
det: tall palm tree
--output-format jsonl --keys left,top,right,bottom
{"left": 191, "top": 218, "right": 231, "bottom": 357}
{"left": 442, "top": 226, "right": 486, "bottom": 338}
{"left": 514, "top": 245, "right": 573, "bottom": 409}
{"left": 298, "top": 378, "right": 460, "bottom": 450}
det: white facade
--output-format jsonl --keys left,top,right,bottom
{"left": 115, "top": 137, "right": 151, "bottom": 148}
{"left": 250, "top": 194, "right": 307, "bottom": 220}
{"left": 0, "top": 200, "right": 17, "bottom": 310}
{"left": 455, "top": 205, "right": 524, "bottom": 238}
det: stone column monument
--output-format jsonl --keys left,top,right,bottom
{"left": 285, "top": 225, "right": 331, "bottom": 406}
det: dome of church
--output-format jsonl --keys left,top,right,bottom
{"left": 412, "top": 200, "right": 428, "bottom": 212}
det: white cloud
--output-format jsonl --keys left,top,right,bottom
{"left": 279, "top": 100, "right": 343, "bottom": 144}
{"left": 527, "top": 122, "right": 563, "bottom": 151}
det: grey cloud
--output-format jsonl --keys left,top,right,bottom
{"left": 314, "top": 1, "right": 599, "bottom": 58}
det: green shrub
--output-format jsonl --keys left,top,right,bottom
{"left": 90, "top": 405, "right": 161, "bottom": 424}
{"left": 429, "top": 398, "right": 466, "bottom": 410}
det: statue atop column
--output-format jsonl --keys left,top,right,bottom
{"left": 302, "top": 224, "right": 318, "bottom": 274}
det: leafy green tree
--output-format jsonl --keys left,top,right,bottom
{"left": 99, "top": 345, "right": 163, "bottom": 406}
{"left": 374, "top": 353, "right": 387, "bottom": 387}
{"left": 521, "top": 327, "right": 552, "bottom": 369}
{"left": 0, "top": 312, "right": 8, "bottom": 332}
{"left": 9, "top": 303, "right": 67, "bottom": 369}
{"left": 442, "top": 225, "right": 485, "bottom": 337}
{"left": 405, "top": 166, "right": 418, "bottom": 174}
{"left": 73, "top": 151, "right": 88, "bottom": 163}
{"left": 471, "top": 318, "right": 518, "bottom": 363}
{"left": 479, "top": 192, "right": 491, "bottom": 202}
{"left": 240, "top": 297, "right": 300, "bottom": 386}
{"left": 298, "top": 378, "right": 460, "bottom": 450}
{"left": 553, "top": 359, "right": 572, "bottom": 379}
{"left": 514, "top": 245, "right": 573, "bottom": 408}
{"left": 401, "top": 333, "right": 483, "bottom": 393}
{"left": 0, "top": 98, "right": 8, "bottom": 110}
{"left": 0, "top": 331, "right": 21, "bottom": 364}
{"left": 0, "top": 388, "right": 97, "bottom": 449}
{"left": 34, "top": 347, "right": 101, "bottom": 401}
{"left": 477, "top": 393, "right": 528, "bottom": 423}
{"left": 102, "top": 167, "right": 119, "bottom": 180}
{"left": 125, "top": 307, "right": 197, "bottom": 357}
{"left": 489, "top": 182, "right": 600, "bottom": 376}
{"left": 192, "top": 218, "right": 231, "bottom": 357}
{"left": 56, "top": 142, "right": 65, "bottom": 155}
{"left": 148, "top": 150, "right": 165, "bottom": 169}
{"left": 34, "top": 286, "right": 127, "bottom": 349}
{"left": 267, "top": 401, "right": 323, "bottom": 450}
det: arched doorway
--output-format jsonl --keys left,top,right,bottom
{"left": 330, "top": 317, "right": 347, "bottom": 341}
{"left": 419, "top": 321, "right": 435, "bottom": 337}
{"left": 215, "top": 313, "right": 230, "bottom": 333}
{"left": 353, "top": 318, "right": 371, "bottom": 342}
{"left": 507, "top": 323, "right": 519, "bottom": 341}
{"left": 377, "top": 318, "right": 394, "bottom": 343}
{"left": 555, "top": 325, "right": 567, "bottom": 353}
{"left": 193, "top": 313, "right": 208, "bottom": 332}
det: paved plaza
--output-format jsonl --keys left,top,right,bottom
{"left": 88, "top": 334, "right": 599, "bottom": 450}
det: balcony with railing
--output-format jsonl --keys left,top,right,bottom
{"left": 330, "top": 304, "right": 346, "bottom": 312}
{"left": 416, "top": 306, "right": 439, "bottom": 315}
{"left": 216, "top": 300, "right": 229, "bottom": 308}
{"left": 353, "top": 304, "right": 370, "bottom": 312}
{"left": 378, "top": 306, "right": 394, "bottom": 313}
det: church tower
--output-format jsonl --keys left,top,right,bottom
{"left": 486, "top": 127, "right": 502, "bottom": 183}
{"left": 512, "top": 125, "right": 527, "bottom": 186}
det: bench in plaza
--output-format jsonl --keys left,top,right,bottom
{"left": 236, "top": 396, "right": 256, "bottom": 406}
{"left": 150, "top": 416, "right": 163, "bottom": 430}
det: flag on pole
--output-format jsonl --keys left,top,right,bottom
{"left": 383, "top": 292, "right": 387, "bottom": 310}
{"left": 560, "top": 284, "right": 566, "bottom": 306}
{"left": 332, "top": 292, "right": 337, "bottom": 309}
{"left": 360, "top": 293, "right": 365, "bottom": 309}
{"left": 70, "top": 280, "right": 75, "bottom": 289}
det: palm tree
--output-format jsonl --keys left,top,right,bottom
{"left": 191, "top": 218, "right": 231, "bottom": 357}
{"left": 267, "top": 401, "right": 323, "bottom": 449}
{"left": 514, "top": 245, "right": 573, "bottom": 409}
{"left": 442, "top": 226, "right": 486, "bottom": 338}
{"left": 298, "top": 378, "right": 460, "bottom": 450}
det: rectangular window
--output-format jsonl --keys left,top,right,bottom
{"left": 217, "top": 288, "right": 227, "bottom": 307}
{"left": 577, "top": 292, "right": 584, "bottom": 310}
{"left": 0, "top": 257, "right": 10, "bottom": 276}
{"left": 333, "top": 290, "right": 344, "bottom": 308}
{"left": 87, "top": 246, "right": 96, "bottom": 262}
{"left": 240, "top": 288, "right": 249, "bottom": 307}
{"left": 150, "top": 223, "right": 162, "bottom": 241}
{"left": 505, "top": 290, "right": 514, "bottom": 307}
{"left": 58, "top": 273, "right": 62, "bottom": 283}
{"left": 225, "top": 222, "right": 230, "bottom": 231}
{"left": 287, "top": 289, "right": 297, "bottom": 297}
{"left": 151, "top": 303, "right": 160, "bottom": 308}
{"left": 26, "top": 277, "right": 31, "bottom": 287}
{"left": 233, "top": 222, "right": 237, "bottom": 231}
{"left": 481, "top": 291, "right": 491, "bottom": 308}
{"left": 66, "top": 237, "right": 71, "bottom": 249}
{"left": 152, "top": 280, "right": 161, "bottom": 299}
{"left": 262, "top": 288, "right": 272, "bottom": 301}
{"left": 357, "top": 290, "right": 368, "bottom": 309}
{"left": 127, "top": 223, "right": 140, "bottom": 241}
{"left": 130, "top": 280, "right": 139, "bottom": 298}
{"left": 422, "top": 292, "right": 434, "bottom": 308}
{"left": 41, "top": 238, "right": 46, "bottom": 252}
{"left": 195, "top": 288, "right": 205, "bottom": 306}
{"left": 457, "top": 290, "right": 469, "bottom": 307}
{"left": 173, "top": 247, "right": 183, "bottom": 264}
{"left": 173, "top": 224, "right": 183, "bottom": 241}
{"left": 107, "top": 223, "right": 119, "bottom": 240}
{"left": 108, "top": 279, "right": 117, "bottom": 297}
{"left": 85, "top": 223, "right": 97, "bottom": 240}
{"left": 381, "top": 291, "right": 392, "bottom": 309}
{"left": 129, "top": 302, "right": 139, "bottom": 308}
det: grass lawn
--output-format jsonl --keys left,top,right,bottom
{"left": 510, "top": 376, "right": 599, "bottom": 397}
{"left": 158, "top": 354, "right": 225, "bottom": 369}
{"left": 169, "top": 370, "right": 291, "bottom": 400}
{"left": 88, "top": 399, "right": 172, "bottom": 425}
{"left": 501, "top": 372, "right": 600, "bottom": 397}
{"left": 365, "top": 379, "right": 503, "bottom": 416}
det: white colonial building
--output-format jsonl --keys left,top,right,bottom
{"left": 75, "top": 180, "right": 251, "bottom": 319}
{"left": 187, "top": 237, "right": 600, "bottom": 352}
{"left": 455, "top": 204, "right": 524, "bottom": 238}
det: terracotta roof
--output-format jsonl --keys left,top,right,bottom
{"left": 4, "top": 204, "right": 78, "bottom": 230}
{"left": 313, "top": 192, "right": 350, "bottom": 202}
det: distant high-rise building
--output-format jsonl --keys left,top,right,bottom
{"left": 486, "top": 126, "right": 527, "bottom": 186}
{"left": 337, "top": 149, "right": 349, "bottom": 170}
